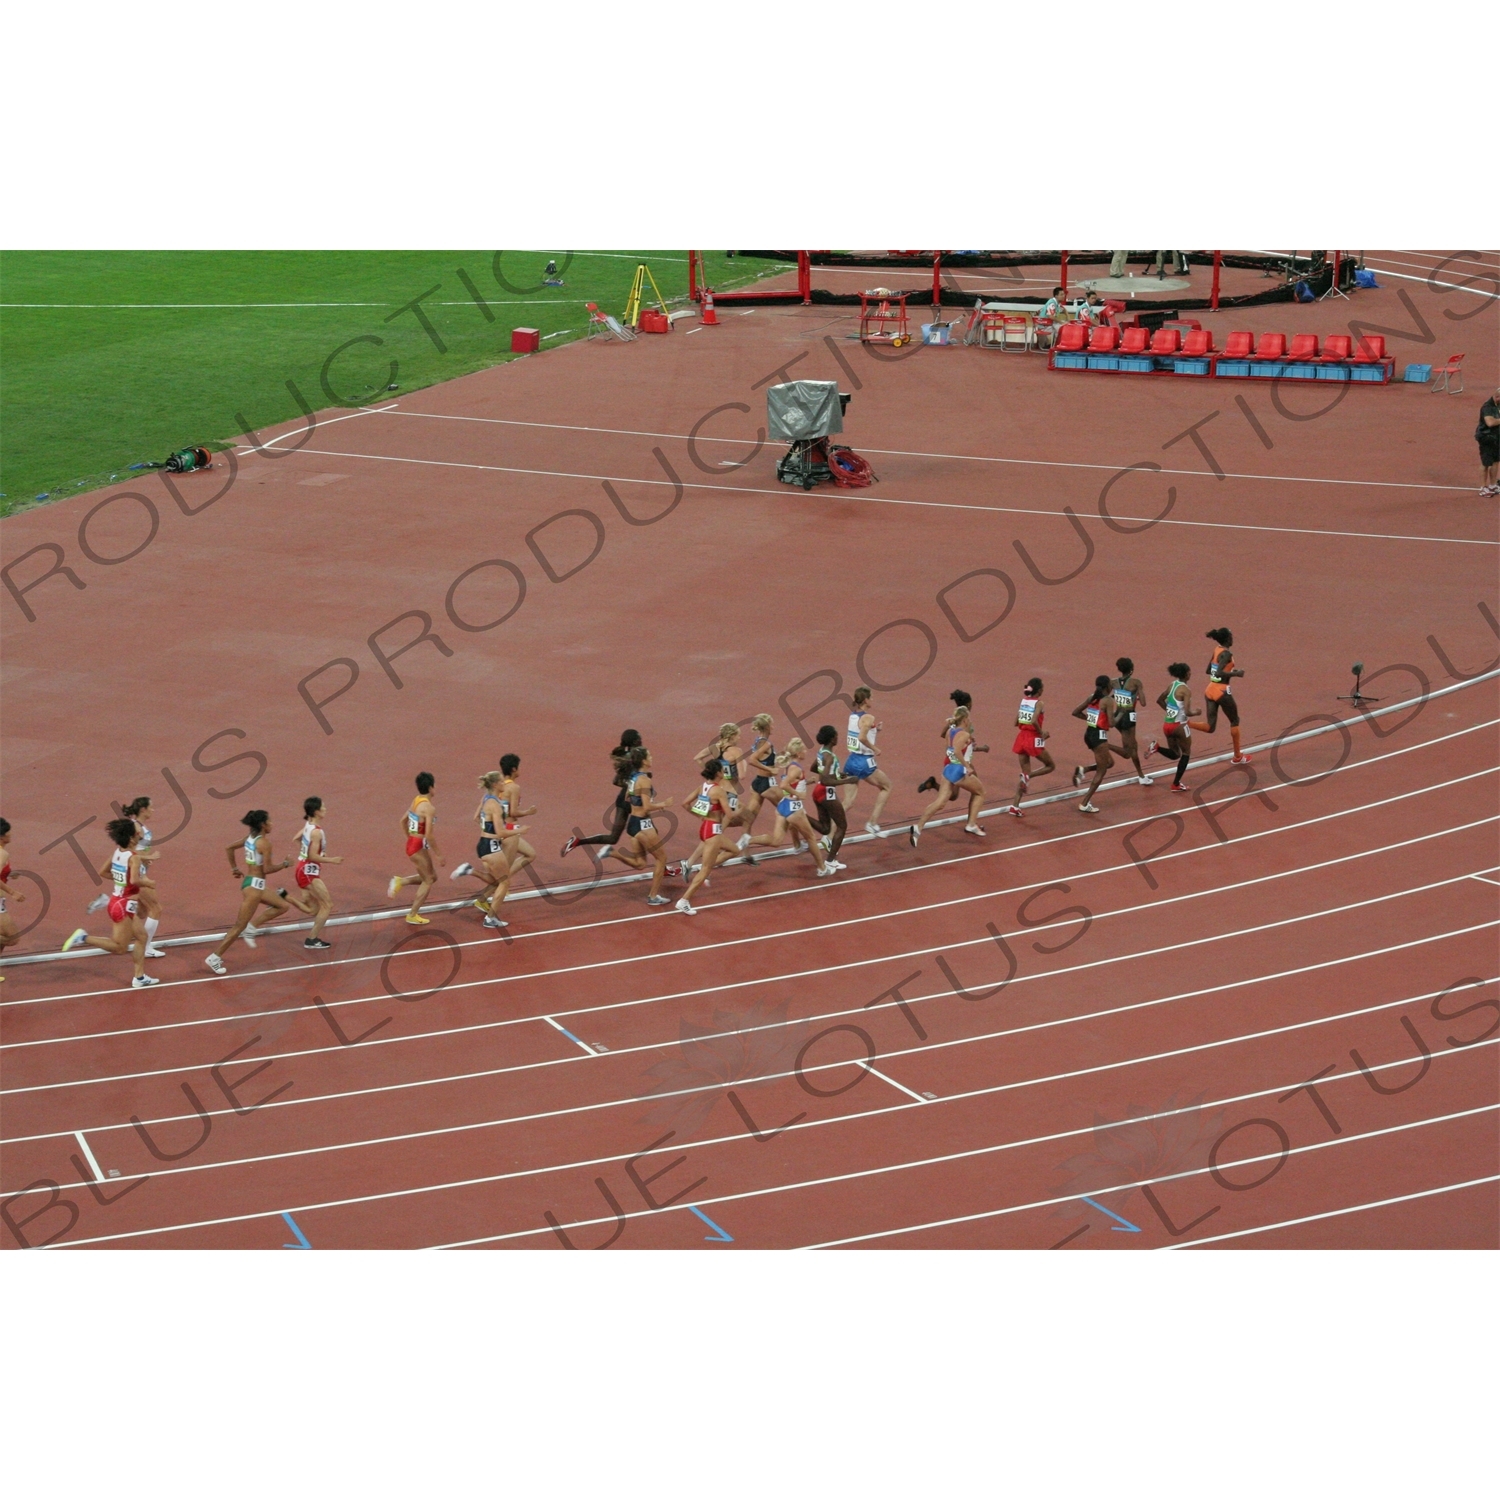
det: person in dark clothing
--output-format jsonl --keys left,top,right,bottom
{"left": 1478, "top": 388, "right": 1500, "bottom": 496}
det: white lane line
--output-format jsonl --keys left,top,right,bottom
{"left": 1470, "top": 873, "right": 1500, "bottom": 886}
{"left": 237, "top": 443, "right": 1497, "bottom": 548}
{"left": 8, "top": 696, "right": 1493, "bottom": 993}
{"left": 543, "top": 1016, "right": 597, "bottom": 1056}
{"left": 7, "top": 915, "right": 1488, "bottom": 1160}
{"left": 1161, "top": 1176, "right": 1500, "bottom": 1249}
{"left": 11, "top": 967, "right": 1486, "bottom": 1201}
{"left": 3, "top": 820, "right": 1492, "bottom": 1099}
{"left": 39, "top": 1037, "right": 1497, "bottom": 1247}
{"left": 8, "top": 762, "right": 1493, "bottom": 1049}
{"left": 71, "top": 1131, "right": 105, "bottom": 1183}
{"left": 791, "top": 1104, "right": 1500, "bottom": 1251}
{"left": 1355, "top": 266, "right": 1499, "bottom": 299}
{"left": 375, "top": 405, "right": 1486, "bottom": 498}
{"left": 866, "top": 1067, "right": 930, "bottom": 1105}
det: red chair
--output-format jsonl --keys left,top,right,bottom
{"left": 1319, "top": 335, "right": 1353, "bottom": 362}
{"left": 1288, "top": 333, "right": 1320, "bottom": 360}
{"left": 1119, "top": 327, "right": 1150, "bottom": 355}
{"left": 1251, "top": 333, "right": 1288, "bottom": 361}
{"left": 1181, "top": 328, "right": 1215, "bottom": 356}
{"left": 1431, "top": 353, "right": 1466, "bottom": 394}
{"left": 1149, "top": 328, "right": 1182, "bottom": 356}
{"left": 1054, "top": 323, "right": 1088, "bottom": 353}
{"left": 1087, "top": 326, "right": 1120, "bottom": 353}
{"left": 1224, "top": 330, "right": 1255, "bottom": 359}
{"left": 1351, "top": 335, "right": 1387, "bottom": 362}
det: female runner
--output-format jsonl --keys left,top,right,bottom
{"left": 1149, "top": 663, "right": 1195, "bottom": 792}
{"left": 0, "top": 819, "right": 24, "bottom": 980}
{"left": 451, "top": 772, "right": 513, "bottom": 928}
{"left": 605, "top": 747, "right": 675, "bottom": 904}
{"left": 910, "top": 702, "right": 988, "bottom": 845}
{"left": 204, "top": 810, "right": 310, "bottom": 974}
{"left": 674, "top": 759, "right": 755, "bottom": 914}
{"left": 1072, "top": 676, "right": 1124, "bottom": 813}
{"left": 808, "top": 725, "right": 851, "bottom": 866}
{"left": 389, "top": 772, "right": 440, "bottom": 925}
{"left": 841, "top": 686, "right": 893, "bottom": 835}
{"left": 1005, "top": 677, "right": 1056, "bottom": 818}
{"left": 294, "top": 796, "right": 345, "bottom": 948}
{"left": 497, "top": 754, "right": 538, "bottom": 885}
{"left": 746, "top": 740, "right": 836, "bottom": 876}
{"left": 563, "top": 730, "right": 641, "bottom": 861}
{"left": 90, "top": 797, "right": 168, "bottom": 956}
{"left": 736, "top": 714, "right": 778, "bottom": 843}
{"left": 692, "top": 723, "right": 749, "bottom": 801}
{"left": 1193, "top": 627, "right": 1250, "bottom": 763}
{"left": 918, "top": 689, "right": 976, "bottom": 798}
{"left": 1108, "top": 657, "right": 1153, "bottom": 785}
{"left": 63, "top": 818, "right": 157, "bottom": 987}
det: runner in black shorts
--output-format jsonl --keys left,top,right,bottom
{"left": 1106, "top": 656, "right": 1151, "bottom": 785}
{"left": 807, "top": 724, "right": 854, "bottom": 866}
{"left": 1191, "top": 627, "right": 1250, "bottom": 763}
{"left": 561, "top": 729, "right": 641, "bottom": 860}
{"left": 1072, "top": 676, "right": 1123, "bottom": 813}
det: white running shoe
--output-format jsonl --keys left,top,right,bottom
{"left": 204, "top": 953, "right": 227, "bottom": 975}
{"left": 864, "top": 822, "right": 881, "bottom": 836}
{"left": 816, "top": 863, "right": 837, "bottom": 878}
{"left": 675, "top": 897, "right": 697, "bottom": 915}
{"left": 144, "top": 945, "right": 167, "bottom": 959}
{"left": 646, "top": 894, "right": 671, "bottom": 906}
{"left": 1072, "top": 765, "right": 1084, "bottom": 788}
{"left": 1138, "top": 776, "right": 1153, "bottom": 786}
{"left": 828, "top": 860, "right": 846, "bottom": 871}
{"left": 483, "top": 914, "right": 509, "bottom": 929}
{"left": 387, "top": 876, "right": 403, "bottom": 899}
{"left": 451, "top": 862, "right": 473, "bottom": 879}
{"left": 819, "top": 835, "right": 832, "bottom": 854}
{"left": 241, "top": 929, "right": 258, "bottom": 949}
{"left": 1147, "top": 739, "right": 1158, "bottom": 758}
{"left": 63, "top": 928, "right": 89, "bottom": 952}
{"left": 131, "top": 973, "right": 160, "bottom": 988}
{"left": 1080, "top": 802, "right": 1100, "bottom": 814}
{"left": 964, "top": 823, "right": 986, "bottom": 837}
{"left": 736, "top": 834, "right": 751, "bottom": 850}
{"left": 86, "top": 894, "right": 109, "bottom": 914}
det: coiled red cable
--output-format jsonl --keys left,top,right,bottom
{"left": 829, "top": 446, "right": 875, "bottom": 488}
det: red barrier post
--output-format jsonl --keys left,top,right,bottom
{"left": 1211, "top": 250, "right": 1222, "bottom": 310}
{"left": 932, "top": 252, "right": 941, "bottom": 319}
{"left": 797, "top": 251, "right": 811, "bottom": 305}
{"left": 1060, "top": 250, "right": 1069, "bottom": 299}
{"left": 688, "top": 251, "right": 700, "bottom": 303}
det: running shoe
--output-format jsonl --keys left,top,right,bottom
{"left": 451, "top": 862, "right": 473, "bottom": 880}
{"left": 1072, "top": 765, "right": 1084, "bottom": 788}
{"left": 646, "top": 894, "right": 671, "bottom": 906}
{"left": 1079, "top": 802, "right": 1100, "bottom": 814}
{"left": 277, "top": 888, "right": 289, "bottom": 899}
{"left": 405, "top": 914, "right": 430, "bottom": 926}
{"left": 816, "top": 863, "right": 837, "bottom": 877}
{"left": 86, "top": 894, "right": 109, "bottom": 914}
{"left": 819, "top": 836, "right": 832, "bottom": 854}
{"left": 1138, "top": 776, "right": 1153, "bottom": 786}
{"left": 131, "top": 973, "right": 161, "bottom": 988}
{"left": 244, "top": 923, "right": 262, "bottom": 939}
{"left": 1147, "top": 739, "right": 1158, "bottom": 758}
{"left": 63, "top": 928, "right": 89, "bottom": 952}
{"left": 864, "top": 822, "right": 882, "bottom": 836}
{"left": 144, "top": 945, "right": 167, "bottom": 959}
{"left": 740, "top": 852, "right": 758, "bottom": 867}
{"left": 483, "top": 914, "right": 509, "bottom": 929}
{"left": 472, "top": 897, "right": 491, "bottom": 912}
{"left": 387, "top": 876, "right": 403, "bottom": 899}
{"left": 560, "top": 836, "right": 579, "bottom": 858}
{"left": 909, "top": 826, "right": 920, "bottom": 847}
{"left": 675, "top": 897, "right": 697, "bottom": 915}
{"left": 916, "top": 777, "right": 938, "bottom": 794}
{"left": 205, "top": 953, "right": 227, "bottom": 975}
{"left": 1019, "top": 773, "right": 1030, "bottom": 789}
{"left": 1230, "top": 753, "right": 1253, "bottom": 765}
{"left": 304, "top": 938, "right": 332, "bottom": 949}
{"left": 964, "top": 824, "right": 986, "bottom": 837}
{"left": 827, "top": 860, "right": 847, "bottom": 871}
{"left": 1170, "top": 783, "right": 1191, "bottom": 794}
{"left": 665, "top": 862, "right": 684, "bottom": 878}
{"left": 1004, "top": 806, "right": 1024, "bottom": 819}
{"left": 736, "top": 834, "right": 752, "bottom": 851}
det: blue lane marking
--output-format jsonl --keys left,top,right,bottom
{"left": 1081, "top": 1197, "right": 1142, "bottom": 1233}
{"left": 281, "top": 1212, "right": 312, "bottom": 1249}
{"left": 688, "top": 1205, "right": 733, "bottom": 1242}
{"left": 557, "top": 1024, "right": 593, "bottom": 1052}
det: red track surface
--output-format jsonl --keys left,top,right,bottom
{"left": 3, "top": 249, "right": 1497, "bottom": 1249}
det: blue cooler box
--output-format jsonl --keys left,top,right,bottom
{"left": 1215, "top": 360, "right": 1252, "bottom": 378}
{"left": 1172, "top": 358, "right": 1211, "bottom": 375}
{"left": 1086, "top": 355, "right": 1120, "bottom": 370}
{"left": 1117, "top": 356, "right": 1153, "bottom": 372}
{"left": 1350, "top": 365, "right": 1385, "bottom": 382}
{"left": 1282, "top": 364, "right": 1318, "bottom": 379}
{"left": 1316, "top": 365, "right": 1351, "bottom": 381}
{"left": 1052, "top": 353, "right": 1088, "bottom": 369}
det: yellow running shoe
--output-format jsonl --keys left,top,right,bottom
{"left": 405, "top": 913, "right": 430, "bottom": 925}
{"left": 472, "top": 897, "right": 492, "bottom": 912}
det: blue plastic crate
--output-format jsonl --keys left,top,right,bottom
{"left": 1215, "top": 360, "right": 1251, "bottom": 378}
{"left": 1403, "top": 363, "right": 1433, "bottom": 383}
{"left": 1282, "top": 363, "right": 1318, "bottom": 379}
{"left": 1053, "top": 353, "right": 1088, "bottom": 369}
{"left": 1248, "top": 362, "right": 1285, "bottom": 378}
{"left": 1315, "top": 364, "right": 1350, "bottom": 381}
{"left": 1349, "top": 364, "right": 1385, "bottom": 382}
{"left": 1117, "top": 356, "right": 1153, "bottom": 372}
{"left": 1086, "top": 355, "right": 1120, "bottom": 370}
{"left": 1172, "top": 358, "right": 1211, "bottom": 376}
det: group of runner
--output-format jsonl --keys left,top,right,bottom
{"left": 15, "top": 630, "right": 1247, "bottom": 983}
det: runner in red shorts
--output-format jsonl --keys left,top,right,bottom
{"left": 389, "top": 772, "right": 440, "bottom": 925}
{"left": 1006, "top": 676, "right": 1057, "bottom": 818}
{"left": 294, "top": 796, "right": 344, "bottom": 949}
{"left": 62, "top": 818, "right": 157, "bottom": 987}
{"left": 675, "top": 759, "right": 755, "bottom": 914}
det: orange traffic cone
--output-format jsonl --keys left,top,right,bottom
{"left": 701, "top": 287, "right": 718, "bottom": 325}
